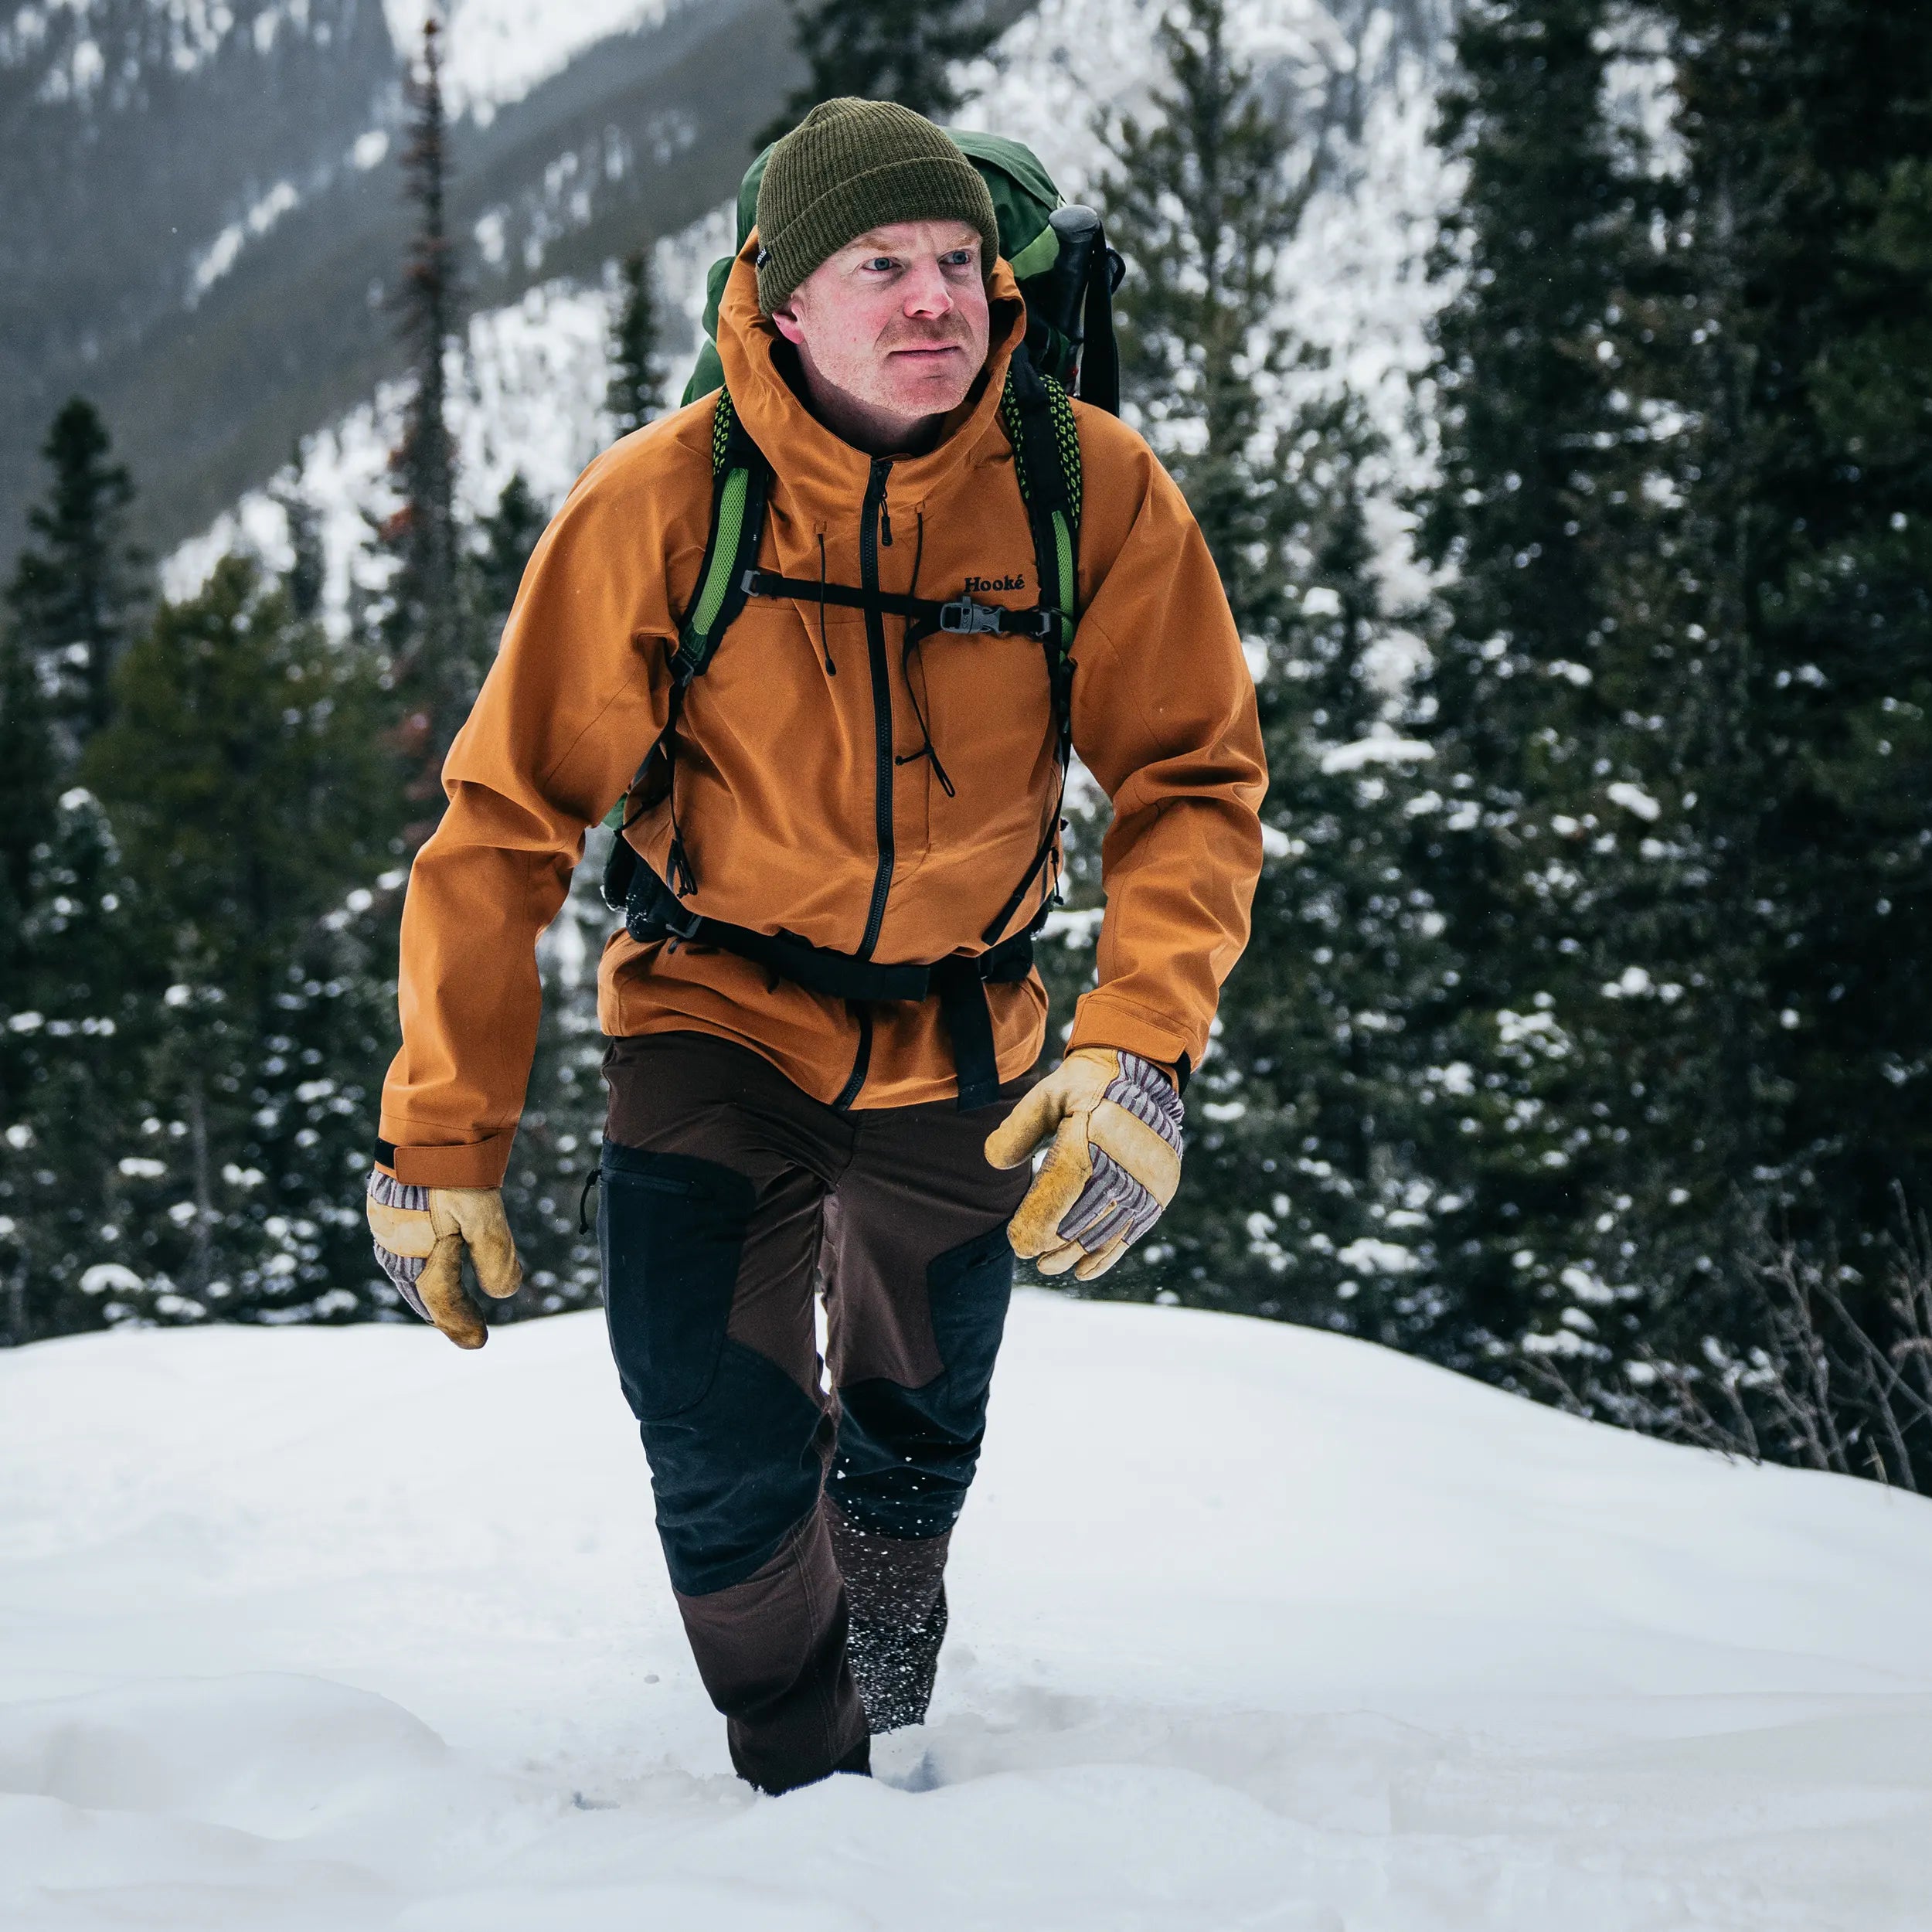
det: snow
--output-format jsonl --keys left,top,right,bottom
{"left": 386, "top": 0, "right": 696, "bottom": 119}
{"left": 1607, "top": 781, "right": 1664, "bottom": 821}
{"left": 1321, "top": 730, "right": 1435, "bottom": 773}
{"left": 161, "top": 209, "right": 732, "bottom": 621}
{"left": 189, "top": 180, "right": 301, "bottom": 306}
{"left": 4, "top": 1294, "right": 1931, "bottom": 1929}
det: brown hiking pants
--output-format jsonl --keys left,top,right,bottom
{"left": 598, "top": 1029, "right": 1040, "bottom": 1793}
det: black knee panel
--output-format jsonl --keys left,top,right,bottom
{"left": 832, "top": 1223, "right": 1015, "bottom": 1539}
{"left": 600, "top": 1141, "right": 824, "bottom": 1595}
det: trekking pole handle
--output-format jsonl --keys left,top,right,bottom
{"left": 1042, "top": 206, "right": 1104, "bottom": 349}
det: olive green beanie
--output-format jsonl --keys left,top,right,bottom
{"left": 755, "top": 98, "right": 1000, "bottom": 315}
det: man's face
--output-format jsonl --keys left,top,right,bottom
{"left": 770, "top": 219, "right": 991, "bottom": 444}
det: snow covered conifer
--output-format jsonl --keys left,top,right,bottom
{"left": 1410, "top": 0, "right": 1932, "bottom": 1468}
{"left": 1077, "top": 0, "right": 1442, "bottom": 1332}
{"left": 473, "top": 471, "right": 547, "bottom": 647}
{"left": 81, "top": 558, "right": 406, "bottom": 1328}
{"left": 380, "top": 15, "right": 475, "bottom": 827}
{"left": 762, "top": 0, "right": 1000, "bottom": 144}
{"left": 0, "top": 787, "right": 148, "bottom": 1345}
{"left": 606, "top": 250, "right": 665, "bottom": 439}
{"left": 1408, "top": 0, "right": 1699, "bottom": 1378}
{"left": 4, "top": 397, "right": 145, "bottom": 751}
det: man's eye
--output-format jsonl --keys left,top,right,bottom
{"left": 865, "top": 257, "right": 897, "bottom": 272}
{"left": 941, "top": 250, "right": 975, "bottom": 267}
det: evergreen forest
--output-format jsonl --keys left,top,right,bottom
{"left": 5, "top": 0, "right": 1930, "bottom": 1488}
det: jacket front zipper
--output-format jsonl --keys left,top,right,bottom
{"left": 833, "top": 457, "right": 898, "bottom": 1112}
{"left": 855, "top": 457, "right": 896, "bottom": 963}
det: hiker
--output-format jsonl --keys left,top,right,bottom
{"left": 364, "top": 100, "right": 1267, "bottom": 1795}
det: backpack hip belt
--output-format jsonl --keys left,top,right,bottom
{"left": 620, "top": 858, "right": 1039, "bottom": 1110}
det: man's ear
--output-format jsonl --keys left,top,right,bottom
{"left": 770, "top": 300, "right": 807, "bottom": 348}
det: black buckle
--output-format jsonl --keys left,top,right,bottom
{"left": 661, "top": 899, "right": 704, "bottom": 941}
{"left": 939, "top": 597, "right": 1006, "bottom": 635}
{"left": 631, "top": 868, "right": 706, "bottom": 943}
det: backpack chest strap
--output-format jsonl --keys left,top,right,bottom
{"left": 739, "top": 567, "right": 1059, "bottom": 641}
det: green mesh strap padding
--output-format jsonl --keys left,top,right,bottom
{"left": 1053, "top": 509, "right": 1074, "bottom": 614}
{"left": 686, "top": 467, "right": 748, "bottom": 639}
{"left": 1000, "top": 370, "right": 1083, "bottom": 529}
{"left": 675, "top": 390, "right": 764, "bottom": 673}
{"left": 1000, "top": 368, "right": 1082, "bottom": 651}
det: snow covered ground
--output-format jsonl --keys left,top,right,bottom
{"left": 4, "top": 1294, "right": 1930, "bottom": 1930}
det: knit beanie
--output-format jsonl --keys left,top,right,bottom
{"left": 755, "top": 98, "right": 1000, "bottom": 315}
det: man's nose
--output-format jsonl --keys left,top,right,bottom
{"left": 900, "top": 258, "right": 956, "bottom": 318}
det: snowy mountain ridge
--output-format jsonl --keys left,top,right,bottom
{"left": 164, "top": 0, "right": 1457, "bottom": 622}
{"left": 2, "top": 0, "right": 691, "bottom": 115}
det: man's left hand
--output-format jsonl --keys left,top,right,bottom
{"left": 366, "top": 1172, "right": 522, "bottom": 1349}
{"left": 983, "top": 1047, "right": 1184, "bottom": 1281}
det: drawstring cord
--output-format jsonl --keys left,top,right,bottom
{"left": 894, "top": 509, "right": 957, "bottom": 798}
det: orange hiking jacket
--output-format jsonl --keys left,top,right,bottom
{"left": 378, "top": 243, "right": 1267, "bottom": 1188}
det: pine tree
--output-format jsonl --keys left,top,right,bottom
{"left": 0, "top": 621, "right": 57, "bottom": 956}
{"left": 0, "top": 786, "right": 148, "bottom": 1345}
{"left": 1071, "top": 0, "right": 1441, "bottom": 1328}
{"left": 81, "top": 556, "right": 407, "bottom": 1325}
{"left": 498, "top": 863, "right": 610, "bottom": 1321}
{"left": 1196, "top": 412, "right": 1455, "bottom": 1343}
{"left": 1406, "top": 0, "right": 1706, "bottom": 1377}
{"left": 763, "top": 0, "right": 1000, "bottom": 144}
{"left": 0, "top": 398, "right": 150, "bottom": 1345}
{"left": 1104, "top": 0, "right": 1321, "bottom": 615}
{"left": 383, "top": 13, "right": 472, "bottom": 816}
{"left": 272, "top": 460, "right": 327, "bottom": 622}
{"left": 1641, "top": 0, "right": 1932, "bottom": 1406}
{"left": 4, "top": 397, "right": 144, "bottom": 747}
{"left": 607, "top": 250, "right": 665, "bottom": 438}
{"left": 473, "top": 472, "right": 547, "bottom": 641}
{"left": 1408, "top": 0, "right": 1932, "bottom": 1464}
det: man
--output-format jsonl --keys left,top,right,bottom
{"left": 365, "top": 100, "right": 1266, "bottom": 1795}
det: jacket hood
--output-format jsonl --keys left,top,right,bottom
{"left": 714, "top": 233, "right": 1029, "bottom": 502}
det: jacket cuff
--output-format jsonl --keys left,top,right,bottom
{"left": 1066, "top": 988, "right": 1196, "bottom": 1084}
{"left": 375, "top": 1127, "right": 515, "bottom": 1189}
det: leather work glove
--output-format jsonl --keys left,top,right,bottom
{"left": 365, "top": 1169, "right": 522, "bottom": 1349}
{"left": 983, "top": 1047, "right": 1185, "bottom": 1281}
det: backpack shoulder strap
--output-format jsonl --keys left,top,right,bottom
{"left": 981, "top": 347, "right": 1085, "bottom": 947}
{"left": 671, "top": 388, "right": 773, "bottom": 684}
{"left": 999, "top": 348, "right": 1083, "bottom": 664}
{"left": 600, "top": 389, "right": 770, "bottom": 906}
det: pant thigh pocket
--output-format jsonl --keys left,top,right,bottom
{"left": 599, "top": 1141, "right": 757, "bottom": 1421}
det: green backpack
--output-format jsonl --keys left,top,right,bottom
{"left": 603, "top": 135, "right": 1124, "bottom": 1113}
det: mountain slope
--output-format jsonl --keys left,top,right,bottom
{"left": 1, "top": 0, "right": 801, "bottom": 573}
{"left": 168, "top": 0, "right": 1457, "bottom": 618}
{"left": 2, "top": 1293, "right": 1928, "bottom": 1930}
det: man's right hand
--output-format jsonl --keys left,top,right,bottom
{"left": 366, "top": 1170, "right": 522, "bottom": 1349}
